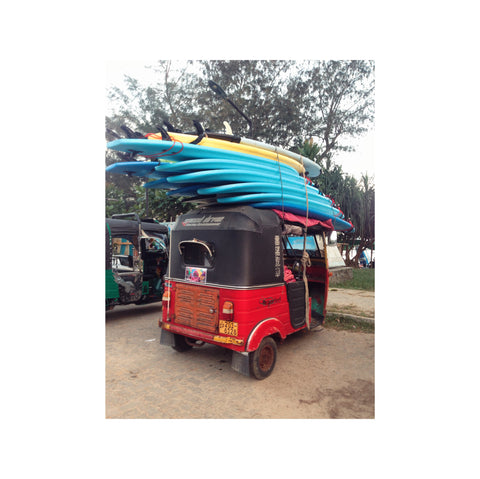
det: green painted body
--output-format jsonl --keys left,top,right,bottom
{"left": 105, "top": 216, "right": 169, "bottom": 310}
{"left": 106, "top": 269, "right": 120, "bottom": 300}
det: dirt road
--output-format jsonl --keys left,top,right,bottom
{"left": 106, "top": 296, "right": 374, "bottom": 419}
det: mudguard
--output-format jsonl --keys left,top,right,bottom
{"left": 246, "top": 318, "right": 287, "bottom": 352}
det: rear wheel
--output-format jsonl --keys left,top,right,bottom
{"left": 172, "top": 334, "right": 193, "bottom": 352}
{"left": 249, "top": 336, "right": 277, "bottom": 380}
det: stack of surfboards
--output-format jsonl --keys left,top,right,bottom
{"left": 106, "top": 133, "right": 354, "bottom": 232}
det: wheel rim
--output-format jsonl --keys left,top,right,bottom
{"left": 258, "top": 344, "right": 274, "bottom": 372}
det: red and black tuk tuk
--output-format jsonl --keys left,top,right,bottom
{"left": 159, "top": 205, "right": 333, "bottom": 379}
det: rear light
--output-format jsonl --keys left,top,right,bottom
{"left": 162, "top": 290, "right": 171, "bottom": 322}
{"left": 222, "top": 301, "right": 234, "bottom": 320}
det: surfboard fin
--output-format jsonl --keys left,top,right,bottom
{"left": 154, "top": 125, "right": 172, "bottom": 141}
{"left": 120, "top": 125, "right": 145, "bottom": 139}
{"left": 223, "top": 121, "right": 233, "bottom": 135}
{"left": 163, "top": 120, "right": 182, "bottom": 133}
{"left": 190, "top": 120, "right": 206, "bottom": 144}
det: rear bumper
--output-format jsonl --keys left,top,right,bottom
{"left": 160, "top": 322, "right": 245, "bottom": 349}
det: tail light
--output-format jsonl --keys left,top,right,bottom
{"left": 222, "top": 301, "right": 234, "bottom": 320}
{"left": 162, "top": 289, "right": 171, "bottom": 322}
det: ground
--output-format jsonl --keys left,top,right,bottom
{"left": 105, "top": 288, "right": 374, "bottom": 419}
{"left": 328, "top": 288, "right": 375, "bottom": 318}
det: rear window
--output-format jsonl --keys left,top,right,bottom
{"left": 179, "top": 240, "right": 215, "bottom": 268}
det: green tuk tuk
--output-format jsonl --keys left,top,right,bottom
{"left": 106, "top": 213, "right": 169, "bottom": 310}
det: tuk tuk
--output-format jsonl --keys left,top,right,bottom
{"left": 106, "top": 213, "right": 169, "bottom": 310}
{"left": 159, "top": 205, "right": 334, "bottom": 379}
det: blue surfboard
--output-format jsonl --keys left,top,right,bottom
{"left": 153, "top": 158, "right": 300, "bottom": 178}
{"left": 107, "top": 139, "right": 307, "bottom": 175}
{"left": 106, "top": 161, "right": 160, "bottom": 177}
{"left": 250, "top": 202, "right": 352, "bottom": 231}
{"left": 197, "top": 182, "right": 331, "bottom": 204}
{"left": 165, "top": 184, "right": 212, "bottom": 196}
{"left": 216, "top": 193, "right": 343, "bottom": 218}
{"left": 165, "top": 169, "right": 308, "bottom": 187}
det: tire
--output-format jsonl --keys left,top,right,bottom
{"left": 172, "top": 334, "right": 193, "bottom": 352}
{"left": 249, "top": 336, "right": 277, "bottom": 380}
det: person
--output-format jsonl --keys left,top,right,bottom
{"left": 284, "top": 265, "right": 296, "bottom": 283}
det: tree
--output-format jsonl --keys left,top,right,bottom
{"left": 105, "top": 60, "right": 375, "bottom": 225}
{"left": 107, "top": 60, "right": 374, "bottom": 155}
{"left": 350, "top": 174, "right": 375, "bottom": 266}
{"left": 297, "top": 140, "right": 375, "bottom": 268}
{"left": 293, "top": 61, "right": 375, "bottom": 162}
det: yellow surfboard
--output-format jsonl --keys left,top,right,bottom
{"left": 146, "top": 131, "right": 306, "bottom": 175}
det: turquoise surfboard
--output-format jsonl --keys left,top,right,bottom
{"left": 250, "top": 202, "right": 352, "bottom": 232}
{"left": 165, "top": 184, "right": 211, "bottom": 196}
{"left": 184, "top": 131, "right": 322, "bottom": 177}
{"left": 216, "top": 193, "right": 343, "bottom": 218}
{"left": 153, "top": 158, "right": 300, "bottom": 178}
{"left": 197, "top": 182, "right": 331, "bottom": 204}
{"left": 165, "top": 169, "right": 308, "bottom": 187}
{"left": 107, "top": 139, "right": 307, "bottom": 175}
{"left": 106, "top": 161, "right": 160, "bottom": 177}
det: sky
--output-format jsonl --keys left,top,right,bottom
{"left": 105, "top": 60, "right": 375, "bottom": 180}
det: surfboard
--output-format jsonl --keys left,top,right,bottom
{"left": 239, "top": 137, "right": 320, "bottom": 178}
{"left": 107, "top": 138, "right": 307, "bottom": 175}
{"left": 250, "top": 202, "right": 352, "bottom": 232}
{"left": 153, "top": 157, "right": 300, "bottom": 179}
{"left": 105, "top": 158, "right": 298, "bottom": 182}
{"left": 106, "top": 161, "right": 160, "bottom": 177}
{"left": 197, "top": 182, "right": 331, "bottom": 204}
{"left": 164, "top": 185, "right": 209, "bottom": 196}
{"left": 149, "top": 131, "right": 320, "bottom": 177}
{"left": 216, "top": 193, "right": 344, "bottom": 218}
{"left": 165, "top": 168, "right": 308, "bottom": 187}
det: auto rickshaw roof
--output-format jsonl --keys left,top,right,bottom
{"left": 141, "top": 221, "right": 169, "bottom": 236}
{"left": 106, "top": 218, "right": 169, "bottom": 238}
{"left": 106, "top": 218, "right": 139, "bottom": 238}
{"left": 174, "top": 205, "right": 281, "bottom": 233}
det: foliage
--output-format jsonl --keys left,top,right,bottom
{"left": 295, "top": 139, "right": 375, "bottom": 268}
{"left": 330, "top": 268, "right": 375, "bottom": 291}
{"left": 105, "top": 177, "right": 193, "bottom": 220}
{"left": 105, "top": 60, "right": 375, "bottom": 226}
{"left": 107, "top": 60, "right": 374, "bottom": 154}
{"left": 135, "top": 185, "right": 194, "bottom": 221}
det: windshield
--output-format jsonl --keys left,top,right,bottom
{"left": 283, "top": 235, "right": 321, "bottom": 257}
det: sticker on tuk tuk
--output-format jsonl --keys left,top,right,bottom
{"left": 185, "top": 267, "right": 207, "bottom": 283}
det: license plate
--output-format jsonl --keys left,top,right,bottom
{"left": 219, "top": 320, "right": 238, "bottom": 336}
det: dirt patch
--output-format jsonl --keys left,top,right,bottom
{"left": 299, "top": 379, "right": 374, "bottom": 418}
{"left": 328, "top": 288, "right": 375, "bottom": 318}
{"left": 106, "top": 304, "right": 375, "bottom": 419}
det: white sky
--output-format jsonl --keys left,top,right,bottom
{"left": 105, "top": 60, "right": 375, "bottom": 180}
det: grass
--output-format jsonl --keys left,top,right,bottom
{"left": 324, "top": 312, "right": 375, "bottom": 333}
{"left": 331, "top": 268, "right": 375, "bottom": 291}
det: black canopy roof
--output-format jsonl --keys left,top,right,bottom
{"left": 141, "top": 222, "right": 169, "bottom": 236}
{"left": 106, "top": 218, "right": 168, "bottom": 238}
{"left": 173, "top": 205, "right": 280, "bottom": 234}
{"left": 106, "top": 218, "right": 139, "bottom": 238}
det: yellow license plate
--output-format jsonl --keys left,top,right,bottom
{"left": 218, "top": 320, "right": 238, "bottom": 336}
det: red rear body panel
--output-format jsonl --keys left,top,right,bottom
{"left": 161, "top": 280, "right": 311, "bottom": 353}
